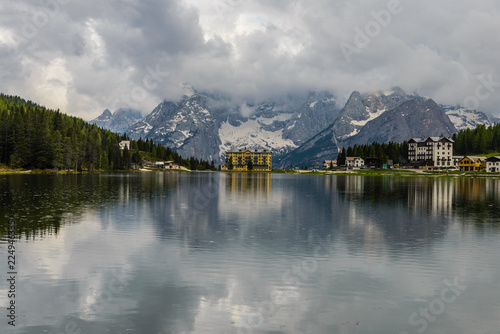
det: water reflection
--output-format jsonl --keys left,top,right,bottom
{"left": 0, "top": 173, "right": 499, "bottom": 334}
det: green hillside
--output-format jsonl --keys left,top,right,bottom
{"left": 0, "top": 94, "right": 214, "bottom": 171}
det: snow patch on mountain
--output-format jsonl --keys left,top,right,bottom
{"left": 351, "top": 108, "right": 387, "bottom": 127}
{"left": 444, "top": 107, "right": 492, "bottom": 131}
{"left": 342, "top": 129, "right": 360, "bottom": 138}
{"left": 218, "top": 118, "right": 297, "bottom": 158}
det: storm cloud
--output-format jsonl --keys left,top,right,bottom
{"left": 0, "top": 0, "right": 499, "bottom": 119}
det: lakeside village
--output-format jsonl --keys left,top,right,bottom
{"left": 135, "top": 136, "right": 500, "bottom": 174}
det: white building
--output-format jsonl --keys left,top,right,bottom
{"left": 323, "top": 160, "right": 337, "bottom": 169}
{"left": 408, "top": 137, "right": 454, "bottom": 168}
{"left": 486, "top": 156, "right": 500, "bottom": 172}
{"left": 165, "top": 161, "right": 179, "bottom": 169}
{"left": 119, "top": 140, "right": 131, "bottom": 150}
{"left": 345, "top": 157, "right": 364, "bottom": 168}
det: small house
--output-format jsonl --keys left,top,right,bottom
{"left": 119, "top": 141, "right": 131, "bottom": 150}
{"left": 486, "top": 156, "right": 500, "bottom": 172}
{"left": 323, "top": 160, "right": 337, "bottom": 169}
{"left": 458, "top": 156, "right": 486, "bottom": 172}
{"left": 165, "top": 161, "right": 179, "bottom": 169}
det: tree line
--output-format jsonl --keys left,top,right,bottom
{"left": 336, "top": 141, "right": 409, "bottom": 166}
{"left": 452, "top": 123, "right": 500, "bottom": 155}
{"left": 0, "top": 94, "right": 215, "bottom": 171}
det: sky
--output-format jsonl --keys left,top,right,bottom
{"left": 0, "top": 0, "right": 499, "bottom": 120}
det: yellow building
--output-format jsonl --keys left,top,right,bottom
{"left": 225, "top": 148, "right": 272, "bottom": 171}
{"left": 458, "top": 156, "right": 486, "bottom": 172}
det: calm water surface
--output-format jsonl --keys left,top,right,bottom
{"left": 0, "top": 173, "right": 499, "bottom": 334}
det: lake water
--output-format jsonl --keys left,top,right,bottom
{"left": 1, "top": 173, "right": 499, "bottom": 334}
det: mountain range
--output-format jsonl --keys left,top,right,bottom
{"left": 91, "top": 86, "right": 496, "bottom": 168}
{"left": 90, "top": 108, "right": 143, "bottom": 134}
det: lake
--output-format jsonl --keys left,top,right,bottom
{"left": 1, "top": 172, "right": 499, "bottom": 334}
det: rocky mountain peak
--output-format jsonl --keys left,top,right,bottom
{"left": 101, "top": 109, "right": 112, "bottom": 118}
{"left": 90, "top": 108, "right": 143, "bottom": 134}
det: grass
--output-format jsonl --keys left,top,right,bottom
{"left": 474, "top": 152, "right": 500, "bottom": 158}
{"left": 347, "top": 169, "right": 417, "bottom": 175}
{"left": 422, "top": 170, "right": 463, "bottom": 174}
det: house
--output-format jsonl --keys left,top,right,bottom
{"left": 458, "top": 156, "right": 487, "bottom": 172}
{"left": 345, "top": 157, "right": 364, "bottom": 168}
{"left": 165, "top": 161, "right": 179, "bottom": 169}
{"left": 225, "top": 148, "right": 272, "bottom": 171}
{"left": 323, "top": 160, "right": 337, "bottom": 169}
{"left": 119, "top": 140, "right": 131, "bottom": 150}
{"left": 220, "top": 164, "right": 228, "bottom": 171}
{"left": 408, "top": 137, "right": 454, "bottom": 168}
{"left": 486, "top": 156, "right": 500, "bottom": 172}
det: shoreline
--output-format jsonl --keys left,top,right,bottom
{"left": 1, "top": 168, "right": 499, "bottom": 178}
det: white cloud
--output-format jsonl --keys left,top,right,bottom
{"left": 0, "top": 0, "right": 499, "bottom": 119}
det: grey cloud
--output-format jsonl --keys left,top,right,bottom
{"left": 0, "top": 0, "right": 499, "bottom": 119}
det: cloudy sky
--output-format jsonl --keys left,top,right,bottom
{"left": 1, "top": 0, "right": 499, "bottom": 119}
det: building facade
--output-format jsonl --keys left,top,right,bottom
{"left": 486, "top": 156, "right": 500, "bottom": 172}
{"left": 408, "top": 137, "right": 454, "bottom": 167}
{"left": 225, "top": 148, "right": 272, "bottom": 171}
{"left": 458, "top": 156, "right": 487, "bottom": 172}
{"left": 119, "top": 140, "right": 131, "bottom": 150}
{"left": 323, "top": 160, "right": 337, "bottom": 169}
{"left": 345, "top": 157, "right": 364, "bottom": 168}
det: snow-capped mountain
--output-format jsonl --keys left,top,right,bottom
{"left": 443, "top": 106, "right": 493, "bottom": 130}
{"left": 346, "top": 99, "right": 457, "bottom": 146}
{"left": 126, "top": 86, "right": 340, "bottom": 164}
{"left": 90, "top": 108, "right": 143, "bottom": 134}
{"left": 325, "top": 87, "right": 421, "bottom": 141}
{"left": 277, "top": 94, "right": 459, "bottom": 168}
{"left": 127, "top": 88, "right": 223, "bottom": 162}
{"left": 89, "top": 84, "right": 496, "bottom": 168}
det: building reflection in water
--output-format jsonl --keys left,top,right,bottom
{"left": 407, "top": 177, "right": 454, "bottom": 216}
{"left": 223, "top": 172, "right": 271, "bottom": 196}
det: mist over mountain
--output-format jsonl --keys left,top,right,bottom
{"left": 93, "top": 86, "right": 495, "bottom": 167}
{"left": 125, "top": 86, "right": 340, "bottom": 164}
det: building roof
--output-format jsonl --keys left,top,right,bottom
{"left": 461, "top": 156, "right": 487, "bottom": 163}
{"left": 409, "top": 137, "right": 455, "bottom": 143}
{"left": 487, "top": 156, "right": 500, "bottom": 162}
{"left": 346, "top": 157, "right": 362, "bottom": 161}
{"left": 228, "top": 147, "right": 271, "bottom": 153}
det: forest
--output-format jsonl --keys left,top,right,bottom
{"left": 452, "top": 123, "right": 500, "bottom": 155}
{"left": 0, "top": 94, "right": 215, "bottom": 171}
{"left": 337, "top": 141, "right": 409, "bottom": 166}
